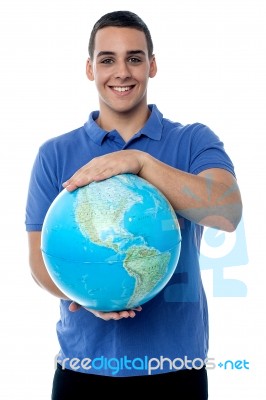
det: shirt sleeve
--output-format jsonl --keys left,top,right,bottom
{"left": 25, "top": 144, "right": 60, "bottom": 232}
{"left": 188, "top": 124, "right": 236, "bottom": 177}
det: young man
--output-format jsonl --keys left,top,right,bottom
{"left": 25, "top": 10, "right": 242, "bottom": 399}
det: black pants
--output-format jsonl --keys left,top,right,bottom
{"left": 52, "top": 363, "right": 208, "bottom": 399}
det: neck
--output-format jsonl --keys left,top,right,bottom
{"left": 96, "top": 105, "right": 151, "bottom": 142}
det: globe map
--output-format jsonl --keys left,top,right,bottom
{"left": 41, "top": 173, "right": 182, "bottom": 311}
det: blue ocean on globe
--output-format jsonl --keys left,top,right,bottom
{"left": 41, "top": 173, "right": 182, "bottom": 311}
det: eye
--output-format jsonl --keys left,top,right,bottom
{"left": 128, "top": 57, "right": 141, "bottom": 64}
{"left": 100, "top": 58, "right": 114, "bottom": 64}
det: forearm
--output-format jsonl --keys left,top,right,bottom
{"left": 28, "top": 232, "right": 69, "bottom": 300}
{"left": 31, "top": 262, "right": 69, "bottom": 300}
{"left": 138, "top": 152, "right": 242, "bottom": 232}
{"left": 62, "top": 149, "right": 242, "bottom": 232}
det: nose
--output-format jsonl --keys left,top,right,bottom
{"left": 114, "top": 60, "right": 132, "bottom": 80}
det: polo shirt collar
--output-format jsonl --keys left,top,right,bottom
{"left": 84, "top": 104, "right": 163, "bottom": 145}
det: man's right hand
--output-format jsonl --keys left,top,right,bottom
{"left": 68, "top": 301, "right": 142, "bottom": 320}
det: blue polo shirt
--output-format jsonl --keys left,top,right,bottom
{"left": 25, "top": 104, "right": 235, "bottom": 376}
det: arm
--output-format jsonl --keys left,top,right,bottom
{"left": 63, "top": 150, "right": 242, "bottom": 232}
{"left": 140, "top": 154, "right": 242, "bottom": 232}
{"left": 28, "top": 231, "right": 69, "bottom": 299}
{"left": 28, "top": 231, "right": 141, "bottom": 319}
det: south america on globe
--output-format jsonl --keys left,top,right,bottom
{"left": 41, "top": 173, "right": 182, "bottom": 311}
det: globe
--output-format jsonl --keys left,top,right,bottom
{"left": 41, "top": 173, "right": 182, "bottom": 311}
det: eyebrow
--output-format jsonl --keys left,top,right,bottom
{"left": 96, "top": 50, "right": 146, "bottom": 58}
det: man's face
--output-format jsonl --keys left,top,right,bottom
{"left": 86, "top": 26, "right": 157, "bottom": 114}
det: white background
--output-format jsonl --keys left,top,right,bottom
{"left": 0, "top": 0, "right": 265, "bottom": 398}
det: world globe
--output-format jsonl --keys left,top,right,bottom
{"left": 41, "top": 173, "right": 182, "bottom": 311}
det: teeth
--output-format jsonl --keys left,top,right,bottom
{"left": 113, "top": 86, "right": 131, "bottom": 92}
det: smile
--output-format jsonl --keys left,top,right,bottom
{"left": 112, "top": 86, "right": 133, "bottom": 92}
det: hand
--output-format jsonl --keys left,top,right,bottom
{"left": 69, "top": 301, "right": 142, "bottom": 320}
{"left": 62, "top": 150, "right": 146, "bottom": 191}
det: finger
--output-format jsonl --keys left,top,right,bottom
{"left": 62, "top": 169, "right": 104, "bottom": 191}
{"left": 132, "top": 306, "right": 142, "bottom": 311}
{"left": 68, "top": 302, "right": 82, "bottom": 312}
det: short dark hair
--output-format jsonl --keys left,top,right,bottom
{"left": 88, "top": 10, "right": 154, "bottom": 59}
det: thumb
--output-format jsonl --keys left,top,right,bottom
{"left": 68, "top": 301, "right": 82, "bottom": 312}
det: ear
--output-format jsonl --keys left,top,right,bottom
{"left": 86, "top": 58, "right": 94, "bottom": 81}
{"left": 149, "top": 55, "right": 157, "bottom": 78}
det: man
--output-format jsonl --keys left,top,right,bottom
{"left": 25, "top": 10, "right": 242, "bottom": 399}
